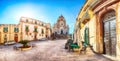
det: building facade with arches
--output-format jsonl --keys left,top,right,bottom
{"left": 74, "top": 0, "right": 120, "bottom": 59}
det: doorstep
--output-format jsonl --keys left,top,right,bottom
{"left": 103, "top": 54, "right": 119, "bottom": 61}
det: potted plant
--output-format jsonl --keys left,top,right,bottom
{"left": 18, "top": 40, "right": 31, "bottom": 50}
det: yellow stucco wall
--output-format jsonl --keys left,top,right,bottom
{"left": 0, "top": 24, "right": 21, "bottom": 44}
{"left": 0, "top": 17, "right": 51, "bottom": 44}
{"left": 116, "top": 2, "right": 120, "bottom": 59}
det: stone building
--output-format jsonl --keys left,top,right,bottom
{"left": 74, "top": 0, "right": 120, "bottom": 59}
{"left": 52, "top": 15, "right": 69, "bottom": 39}
{"left": 0, "top": 24, "right": 21, "bottom": 43}
{"left": 0, "top": 17, "right": 51, "bottom": 44}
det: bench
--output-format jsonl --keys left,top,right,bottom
{"left": 68, "top": 42, "right": 80, "bottom": 52}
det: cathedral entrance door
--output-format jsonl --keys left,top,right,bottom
{"left": 61, "top": 30, "right": 63, "bottom": 34}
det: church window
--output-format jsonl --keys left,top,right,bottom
{"left": 26, "top": 19, "right": 28, "bottom": 22}
{"left": 41, "top": 24, "right": 44, "bottom": 26}
{"left": 35, "top": 21, "right": 37, "bottom": 24}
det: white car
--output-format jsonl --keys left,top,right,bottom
{"left": 4, "top": 41, "right": 16, "bottom": 46}
{"left": 39, "top": 38, "right": 47, "bottom": 41}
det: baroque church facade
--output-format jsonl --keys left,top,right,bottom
{"left": 52, "top": 15, "right": 69, "bottom": 39}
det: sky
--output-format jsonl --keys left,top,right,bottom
{"left": 0, "top": 0, "right": 85, "bottom": 34}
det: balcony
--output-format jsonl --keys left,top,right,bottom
{"left": 81, "top": 11, "right": 90, "bottom": 24}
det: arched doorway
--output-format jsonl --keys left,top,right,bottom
{"left": 102, "top": 10, "right": 116, "bottom": 56}
{"left": 34, "top": 34, "right": 37, "bottom": 40}
{"left": 14, "top": 34, "right": 18, "bottom": 42}
{"left": 55, "top": 32, "right": 57, "bottom": 35}
{"left": 4, "top": 34, "right": 7, "bottom": 43}
{"left": 61, "top": 29, "right": 63, "bottom": 34}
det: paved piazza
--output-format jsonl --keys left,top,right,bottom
{"left": 0, "top": 39, "right": 115, "bottom": 61}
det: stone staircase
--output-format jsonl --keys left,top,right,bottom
{"left": 55, "top": 34, "right": 68, "bottom": 39}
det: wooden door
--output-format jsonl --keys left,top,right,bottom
{"left": 103, "top": 18, "right": 116, "bottom": 56}
{"left": 14, "top": 34, "right": 18, "bottom": 42}
{"left": 34, "top": 34, "right": 37, "bottom": 40}
{"left": 110, "top": 19, "right": 116, "bottom": 56}
{"left": 0, "top": 32, "right": 1, "bottom": 44}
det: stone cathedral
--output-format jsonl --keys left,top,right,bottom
{"left": 52, "top": 15, "right": 69, "bottom": 39}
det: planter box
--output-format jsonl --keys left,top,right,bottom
{"left": 20, "top": 46, "right": 32, "bottom": 51}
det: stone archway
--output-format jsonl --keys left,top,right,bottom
{"left": 95, "top": 6, "right": 117, "bottom": 53}
{"left": 97, "top": 8, "right": 117, "bottom": 56}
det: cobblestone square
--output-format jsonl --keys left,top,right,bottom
{"left": 0, "top": 40, "right": 115, "bottom": 61}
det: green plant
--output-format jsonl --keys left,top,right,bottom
{"left": 19, "top": 40, "right": 29, "bottom": 47}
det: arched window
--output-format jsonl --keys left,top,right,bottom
{"left": 26, "top": 19, "right": 28, "bottom": 22}
{"left": 35, "top": 21, "right": 37, "bottom": 24}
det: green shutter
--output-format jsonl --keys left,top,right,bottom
{"left": 84, "top": 28, "right": 89, "bottom": 45}
{"left": 17, "top": 28, "right": 19, "bottom": 32}
{"left": 14, "top": 28, "right": 19, "bottom": 32}
{"left": 4, "top": 27, "right": 8, "bottom": 32}
{"left": 41, "top": 29, "right": 44, "bottom": 34}
{"left": 14, "top": 28, "right": 16, "bottom": 32}
{"left": 6, "top": 27, "right": 8, "bottom": 32}
{"left": 3, "top": 27, "right": 5, "bottom": 32}
{"left": 34, "top": 28, "right": 37, "bottom": 32}
{"left": 26, "top": 26, "right": 29, "bottom": 32}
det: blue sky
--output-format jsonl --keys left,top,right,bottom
{"left": 0, "top": 0, "right": 85, "bottom": 34}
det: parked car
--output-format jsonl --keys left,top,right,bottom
{"left": 4, "top": 41, "right": 16, "bottom": 46}
{"left": 39, "top": 38, "right": 47, "bottom": 41}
